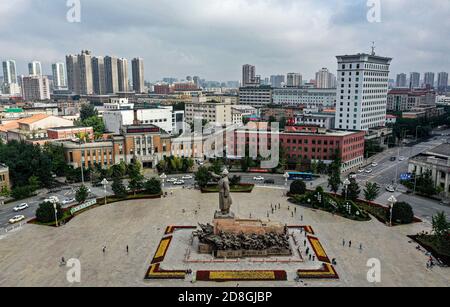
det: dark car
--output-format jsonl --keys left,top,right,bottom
{"left": 390, "top": 157, "right": 396, "bottom": 161}
{"left": 264, "top": 179, "right": 275, "bottom": 184}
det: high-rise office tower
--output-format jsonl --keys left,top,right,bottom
{"left": 131, "top": 58, "right": 145, "bottom": 93}
{"left": 117, "top": 58, "right": 129, "bottom": 92}
{"left": 270, "top": 75, "right": 285, "bottom": 88}
{"left": 105, "top": 56, "right": 119, "bottom": 94}
{"left": 242, "top": 64, "right": 256, "bottom": 87}
{"left": 396, "top": 73, "right": 407, "bottom": 88}
{"left": 423, "top": 72, "right": 435, "bottom": 88}
{"left": 52, "top": 62, "right": 67, "bottom": 89}
{"left": 22, "top": 75, "right": 51, "bottom": 100}
{"left": 315, "top": 68, "right": 336, "bottom": 88}
{"left": 2, "top": 60, "right": 17, "bottom": 84}
{"left": 410, "top": 72, "right": 420, "bottom": 88}
{"left": 193, "top": 76, "right": 201, "bottom": 88}
{"left": 92, "top": 56, "right": 106, "bottom": 95}
{"left": 28, "top": 61, "right": 42, "bottom": 76}
{"left": 437, "top": 72, "right": 449, "bottom": 92}
{"left": 78, "top": 50, "right": 94, "bottom": 95}
{"left": 66, "top": 54, "right": 80, "bottom": 94}
{"left": 286, "top": 73, "right": 302, "bottom": 87}
{"left": 334, "top": 53, "right": 392, "bottom": 131}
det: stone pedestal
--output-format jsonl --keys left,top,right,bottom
{"left": 214, "top": 210, "right": 235, "bottom": 220}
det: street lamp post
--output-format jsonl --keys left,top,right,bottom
{"left": 101, "top": 178, "right": 109, "bottom": 206}
{"left": 343, "top": 179, "right": 351, "bottom": 201}
{"left": 388, "top": 195, "right": 397, "bottom": 227}
{"left": 283, "top": 172, "right": 290, "bottom": 186}
{"left": 160, "top": 173, "right": 167, "bottom": 189}
{"left": 53, "top": 202, "right": 58, "bottom": 227}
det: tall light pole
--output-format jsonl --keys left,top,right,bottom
{"left": 388, "top": 195, "right": 397, "bottom": 227}
{"left": 53, "top": 202, "right": 58, "bottom": 227}
{"left": 343, "top": 179, "right": 351, "bottom": 201}
{"left": 283, "top": 172, "right": 290, "bottom": 186}
{"left": 160, "top": 173, "right": 167, "bottom": 189}
{"left": 101, "top": 178, "right": 109, "bottom": 205}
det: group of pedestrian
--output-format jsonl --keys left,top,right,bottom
{"left": 426, "top": 257, "right": 435, "bottom": 269}
{"left": 101, "top": 245, "right": 129, "bottom": 255}
{"left": 342, "top": 239, "right": 363, "bottom": 251}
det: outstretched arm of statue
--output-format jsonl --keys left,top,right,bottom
{"left": 209, "top": 171, "right": 221, "bottom": 180}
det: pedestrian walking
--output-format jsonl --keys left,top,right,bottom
{"left": 291, "top": 212, "right": 294, "bottom": 218}
{"left": 343, "top": 240, "right": 346, "bottom": 247}
{"left": 126, "top": 245, "right": 129, "bottom": 254}
{"left": 301, "top": 215, "right": 304, "bottom": 221}
{"left": 312, "top": 256, "right": 315, "bottom": 261}
{"left": 304, "top": 240, "right": 307, "bottom": 247}
{"left": 102, "top": 246, "right": 106, "bottom": 254}
{"left": 349, "top": 241, "right": 352, "bottom": 248}
{"left": 295, "top": 207, "right": 297, "bottom": 214}
{"left": 359, "top": 244, "right": 363, "bottom": 251}
{"left": 309, "top": 254, "right": 312, "bottom": 261}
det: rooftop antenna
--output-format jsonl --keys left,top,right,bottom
{"left": 371, "top": 41, "right": 376, "bottom": 56}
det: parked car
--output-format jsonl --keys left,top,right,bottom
{"left": 348, "top": 173, "right": 357, "bottom": 179}
{"left": 9, "top": 215, "right": 25, "bottom": 224}
{"left": 166, "top": 178, "right": 177, "bottom": 183}
{"left": 182, "top": 175, "right": 193, "bottom": 180}
{"left": 173, "top": 180, "right": 185, "bottom": 186}
{"left": 371, "top": 162, "right": 379, "bottom": 167}
{"left": 365, "top": 169, "right": 373, "bottom": 174}
{"left": 253, "top": 176, "right": 265, "bottom": 181}
{"left": 399, "top": 156, "right": 406, "bottom": 161}
{"left": 390, "top": 157, "right": 397, "bottom": 162}
{"left": 264, "top": 179, "right": 275, "bottom": 184}
{"left": 386, "top": 185, "right": 396, "bottom": 193}
{"left": 13, "top": 203, "right": 29, "bottom": 212}
{"left": 358, "top": 169, "right": 365, "bottom": 173}
{"left": 62, "top": 198, "right": 76, "bottom": 205}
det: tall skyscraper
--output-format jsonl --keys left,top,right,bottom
{"left": 52, "top": 62, "right": 67, "bottom": 89}
{"left": 117, "top": 58, "right": 129, "bottom": 92}
{"left": 410, "top": 72, "right": 420, "bottom": 88}
{"left": 66, "top": 54, "right": 80, "bottom": 94}
{"left": 2, "top": 60, "right": 17, "bottom": 84}
{"left": 334, "top": 53, "right": 392, "bottom": 131}
{"left": 193, "top": 76, "right": 201, "bottom": 88}
{"left": 423, "top": 72, "right": 435, "bottom": 88}
{"left": 92, "top": 56, "right": 106, "bottom": 95}
{"left": 78, "top": 50, "right": 94, "bottom": 95}
{"left": 105, "top": 56, "right": 119, "bottom": 94}
{"left": 396, "top": 73, "right": 407, "bottom": 88}
{"left": 242, "top": 64, "right": 256, "bottom": 87}
{"left": 315, "top": 68, "right": 336, "bottom": 88}
{"left": 270, "top": 75, "right": 285, "bottom": 88}
{"left": 437, "top": 72, "right": 449, "bottom": 92}
{"left": 286, "top": 73, "right": 302, "bottom": 87}
{"left": 28, "top": 61, "right": 42, "bottom": 76}
{"left": 131, "top": 58, "right": 145, "bottom": 93}
{"left": 22, "top": 75, "right": 50, "bottom": 100}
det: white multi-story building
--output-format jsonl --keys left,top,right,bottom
{"left": 185, "top": 94, "right": 233, "bottom": 125}
{"left": 272, "top": 88, "right": 336, "bottom": 108}
{"left": 238, "top": 86, "right": 272, "bottom": 107}
{"left": 334, "top": 53, "right": 392, "bottom": 131}
{"left": 295, "top": 112, "right": 336, "bottom": 129}
{"left": 132, "top": 58, "right": 145, "bottom": 94}
{"left": 410, "top": 72, "right": 420, "bottom": 89}
{"left": 117, "top": 58, "right": 129, "bottom": 92}
{"left": 286, "top": 73, "right": 302, "bottom": 87}
{"left": 231, "top": 105, "right": 257, "bottom": 125}
{"left": 436, "top": 95, "right": 450, "bottom": 106}
{"left": 52, "top": 62, "right": 67, "bottom": 90}
{"left": 2, "top": 60, "right": 17, "bottom": 84}
{"left": 424, "top": 72, "right": 435, "bottom": 88}
{"left": 22, "top": 75, "right": 51, "bottom": 101}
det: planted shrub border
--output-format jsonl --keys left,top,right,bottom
{"left": 408, "top": 235, "right": 450, "bottom": 266}
{"left": 201, "top": 183, "right": 254, "bottom": 194}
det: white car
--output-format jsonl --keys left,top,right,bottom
{"left": 365, "top": 169, "right": 373, "bottom": 174}
{"left": 358, "top": 169, "right": 365, "bottom": 173}
{"left": 386, "top": 185, "right": 396, "bottom": 193}
{"left": 62, "top": 198, "right": 76, "bottom": 205}
{"left": 399, "top": 156, "right": 406, "bottom": 161}
{"left": 173, "top": 180, "right": 185, "bottom": 185}
{"left": 253, "top": 176, "right": 265, "bottom": 181}
{"left": 371, "top": 162, "right": 379, "bottom": 167}
{"left": 166, "top": 178, "right": 177, "bottom": 183}
{"left": 182, "top": 175, "right": 193, "bottom": 180}
{"left": 9, "top": 215, "right": 25, "bottom": 224}
{"left": 13, "top": 203, "right": 29, "bottom": 212}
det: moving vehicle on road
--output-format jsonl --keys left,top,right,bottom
{"left": 365, "top": 169, "right": 373, "bottom": 174}
{"left": 13, "top": 203, "right": 29, "bottom": 212}
{"left": 371, "top": 162, "right": 379, "bottom": 167}
{"left": 9, "top": 215, "right": 25, "bottom": 224}
{"left": 358, "top": 169, "right": 365, "bottom": 173}
{"left": 399, "top": 156, "right": 406, "bottom": 161}
{"left": 182, "top": 175, "right": 193, "bottom": 180}
{"left": 386, "top": 185, "right": 396, "bottom": 193}
{"left": 166, "top": 178, "right": 177, "bottom": 183}
{"left": 62, "top": 198, "right": 76, "bottom": 205}
{"left": 287, "top": 172, "right": 314, "bottom": 181}
{"left": 390, "top": 157, "right": 397, "bottom": 162}
{"left": 173, "top": 180, "right": 185, "bottom": 185}
{"left": 348, "top": 173, "right": 357, "bottom": 179}
{"left": 253, "top": 176, "right": 265, "bottom": 181}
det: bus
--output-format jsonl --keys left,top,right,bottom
{"left": 288, "top": 172, "right": 314, "bottom": 181}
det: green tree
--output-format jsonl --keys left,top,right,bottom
{"left": 432, "top": 212, "right": 450, "bottom": 239}
{"left": 36, "top": 201, "right": 64, "bottom": 224}
{"left": 28, "top": 175, "right": 41, "bottom": 192}
{"left": 75, "top": 185, "right": 89, "bottom": 204}
{"left": 145, "top": 178, "right": 162, "bottom": 195}
{"left": 364, "top": 182, "right": 380, "bottom": 202}
{"left": 328, "top": 171, "right": 341, "bottom": 194}
{"left": 79, "top": 104, "right": 98, "bottom": 121}
{"left": 345, "top": 179, "right": 361, "bottom": 202}
{"left": 43, "top": 143, "right": 68, "bottom": 177}
{"left": 128, "top": 161, "right": 144, "bottom": 194}
{"left": 392, "top": 202, "right": 414, "bottom": 224}
{"left": 111, "top": 162, "right": 127, "bottom": 179}
{"left": 415, "top": 171, "right": 437, "bottom": 196}
{"left": 290, "top": 180, "right": 307, "bottom": 195}
{"left": 111, "top": 178, "right": 127, "bottom": 199}
{"left": 229, "top": 175, "right": 241, "bottom": 186}
{"left": 195, "top": 166, "right": 212, "bottom": 188}
{"left": 11, "top": 186, "right": 34, "bottom": 200}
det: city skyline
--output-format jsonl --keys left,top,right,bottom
{"left": 0, "top": 0, "right": 449, "bottom": 81}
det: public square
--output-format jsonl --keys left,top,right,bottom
{"left": 0, "top": 187, "right": 448, "bottom": 287}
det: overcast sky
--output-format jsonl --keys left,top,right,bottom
{"left": 1, "top": 0, "right": 449, "bottom": 81}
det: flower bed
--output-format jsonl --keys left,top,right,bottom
{"left": 409, "top": 235, "right": 450, "bottom": 266}
{"left": 297, "top": 263, "right": 339, "bottom": 279}
{"left": 151, "top": 236, "right": 173, "bottom": 264}
{"left": 201, "top": 183, "right": 254, "bottom": 194}
{"left": 165, "top": 225, "right": 197, "bottom": 235}
{"left": 307, "top": 236, "right": 331, "bottom": 263}
{"left": 196, "top": 270, "right": 287, "bottom": 282}
{"left": 145, "top": 263, "right": 187, "bottom": 280}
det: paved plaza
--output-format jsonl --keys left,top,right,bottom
{"left": 0, "top": 187, "right": 448, "bottom": 287}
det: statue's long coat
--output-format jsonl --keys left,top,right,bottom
{"left": 218, "top": 176, "right": 233, "bottom": 213}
